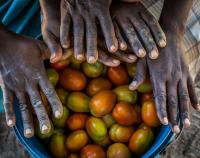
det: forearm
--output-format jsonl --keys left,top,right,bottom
{"left": 160, "top": 0, "right": 193, "bottom": 34}
{"left": 39, "top": 0, "right": 60, "bottom": 20}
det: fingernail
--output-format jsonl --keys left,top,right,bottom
{"left": 41, "top": 125, "right": 49, "bottom": 134}
{"left": 138, "top": 49, "right": 146, "bottom": 57}
{"left": 120, "top": 43, "right": 127, "bottom": 50}
{"left": 129, "top": 81, "right": 137, "bottom": 90}
{"left": 184, "top": 118, "right": 190, "bottom": 128}
{"left": 50, "top": 53, "right": 56, "bottom": 60}
{"left": 196, "top": 104, "right": 200, "bottom": 111}
{"left": 113, "top": 59, "right": 120, "bottom": 65}
{"left": 159, "top": 39, "right": 167, "bottom": 47}
{"left": 62, "top": 43, "right": 70, "bottom": 49}
{"left": 110, "top": 45, "right": 117, "bottom": 52}
{"left": 7, "top": 120, "right": 14, "bottom": 127}
{"left": 25, "top": 128, "right": 32, "bottom": 137}
{"left": 88, "top": 56, "right": 96, "bottom": 64}
{"left": 162, "top": 117, "right": 169, "bottom": 125}
{"left": 128, "top": 55, "right": 136, "bottom": 60}
{"left": 150, "top": 49, "right": 159, "bottom": 59}
{"left": 173, "top": 125, "right": 180, "bottom": 134}
{"left": 55, "top": 110, "right": 62, "bottom": 118}
{"left": 77, "top": 54, "right": 84, "bottom": 61}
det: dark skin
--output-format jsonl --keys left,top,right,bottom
{"left": 111, "top": 1, "right": 167, "bottom": 59}
{"left": 129, "top": 0, "right": 200, "bottom": 133}
{"left": 0, "top": 25, "right": 63, "bottom": 138}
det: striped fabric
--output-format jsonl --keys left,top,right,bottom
{"left": 142, "top": 0, "right": 200, "bottom": 97}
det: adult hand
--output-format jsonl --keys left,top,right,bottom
{"left": 129, "top": 30, "right": 199, "bottom": 133}
{"left": 111, "top": 2, "right": 166, "bottom": 59}
{"left": 60, "top": 0, "right": 118, "bottom": 63}
{"left": 0, "top": 27, "right": 63, "bottom": 138}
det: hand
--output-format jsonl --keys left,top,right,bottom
{"left": 60, "top": 0, "right": 118, "bottom": 63}
{"left": 0, "top": 27, "right": 63, "bottom": 138}
{"left": 111, "top": 2, "right": 166, "bottom": 59}
{"left": 129, "top": 31, "right": 200, "bottom": 133}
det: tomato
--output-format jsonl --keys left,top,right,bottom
{"left": 50, "top": 57, "right": 70, "bottom": 71}
{"left": 82, "top": 61, "right": 104, "bottom": 78}
{"left": 52, "top": 106, "right": 69, "bottom": 128}
{"left": 138, "top": 123, "right": 151, "bottom": 130}
{"left": 102, "top": 114, "right": 116, "bottom": 128}
{"left": 86, "top": 117, "right": 107, "bottom": 142}
{"left": 137, "top": 80, "right": 152, "bottom": 93}
{"left": 95, "top": 134, "right": 112, "bottom": 148}
{"left": 87, "top": 78, "right": 112, "bottom": 96}
{"left": 129, "top": 128, "right": 154, "bottom": 155}
{"left": 56, "top": 87, "right": 68, "bottom": 105}
{"left": 141, "top": 100, "right": 161, "bottom": 127}
{"left": 68, "top": 153, "right": 79, "bottom": 158}
{"left": 140, "top": 93, "right": 153, "bottom": 103}
{"left": 81, "top": 144, "right": 106, "bottom": 158}
{"left": 126, "top": 63, "right": 137, "bottom": 78}
{"left": 112, "top": 102, "right": 138, "bottom": 126}
{"left": 107, "top": 143, "right": 131, "bottom": 158}
{"left": 113, "top": 85, "right": 138, "bottom": 104}
{"left": 66, "top": 130, "right": 88, "bottom": 152}
{"left": 67, "top": 113, "right": 89, "bottom": 131}
{"left": 59, "top": 68, "right": 87, "bottom": 91}
{"left": 35, "top": 119, "right": 54, "bottom": 139}
{"left": 49, "top": 133, "right": 68, "bottom": 158}
{"left": 47, "top": 68, "right": 59, "bottom": 86}
{"left": 89, "top": 90, "right": 116, "bottom": 117}
{"left": 109, "top": 124, "right": 134, "bottom": 143}
{"left": 107, "top": 65, "right": 129, "bottom": 86}
{"left": 67, "top": 92, "right": 90, "bottom": 112}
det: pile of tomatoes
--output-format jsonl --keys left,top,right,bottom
{"left": 35, "top": 50, "right": 161, "bottom": 158}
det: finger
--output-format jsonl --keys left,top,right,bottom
{"left": 129, "top": 59, "right": 146, "bottom": 90}
{"left": 187, "top": 75, "right": 200, "bottom": 110}
{"left": 38, "top": 73, "right": 63, "bottom": 119}
{"left": 73, "top": 16, "right": 85, "bottom": 61}
{"left": 35, "top": 40, "right": 50, "bottom": 60}
{"left": 42, "top": 30, "right": 62, "bottom": 63}
{"left": 117, "top": 19, "right": 146, "bottom": 58}
{"left": 60, "top": 2, "right": 71, "bottom": 48}
{"left": 140, "top": 9, "right": 166, "bottom": 48}
{"left": 26, "top": 84, "right": 51, "bottom": 134}
{"left": 151, "top": 78, "right": 168, "bottom": 125}
{"left": 114, "top": 22, "right": 127, "bottom": 51}
{"left": 178, "top": 80, "right": 191, "bottom": 128}
{"left": 98, "top": 49, "right": 120, "bottom": 67}
{"left": 2, "top": 84, "right": 15, "bottom": 127}
{"left": 85, "top": 17, "right": 98, "bottom": 63}
{"left": 98, "top": 12, "right": 118, "bottom": 52}
{"left": 112, "top": 50, "right": 137, "bottom": 63}
{"left": 16, "top": 92, "right": 34, "bottom": 138}
{"left": 130, "top": 17, "right": 159, "bottom": 59}
{"left": 166, "top": 81, "right": 179, "bottom": 133}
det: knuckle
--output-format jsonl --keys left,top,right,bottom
{"left": 168, "top": 96, "right": 178, "bottom": 109}
{"left": 180, "top": 92, "right": 189, "bottom": 102}
{"left": 154, "top": 92, "right": 166, "bottom": 103}
{"left": 19, "top": 103, "right": 28, "bottom": 111}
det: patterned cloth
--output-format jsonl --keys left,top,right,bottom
{"left": 142, "top": 0, "right": 200, "bottom": 97}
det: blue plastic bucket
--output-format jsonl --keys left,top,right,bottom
{"left": 12, "top": 98, "right": 175, "bottom": 158}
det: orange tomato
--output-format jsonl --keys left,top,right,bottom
{"left": 87, "top": 78, "right": 112, "bottom": 96}
{"left": 141, "top": 100, "right": 161, "bottom": 127}
{"left": 112, "top": 102, "right": 138, "bottom": 126}
{"left": 66, "top": 130, "right": 88, "bottom": 152}
{"left": 107, "top": 143, "right": 131, "bottom": 158}
{"left": 140, "top": 93, "right": 153, "bottom": 103}
{"left": 109, "top": 124, "right": 134, "bottom": 143}
{"left": 129, "top": 128, "right": 154, "bottom": 155}
{"left": 81, "top": 144, "right": 106, "bottom": 158}
{"left": 67, "top": 113, "right": 89, "bottom": 131}
{"left": 89, "top": 90, "right": 116, "bottom": 117}
{"left": 59, "top": 68, "right": 87, "bottom": 91}
{"left": 107, "top": 65, "right": 129, "bottom": 86}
